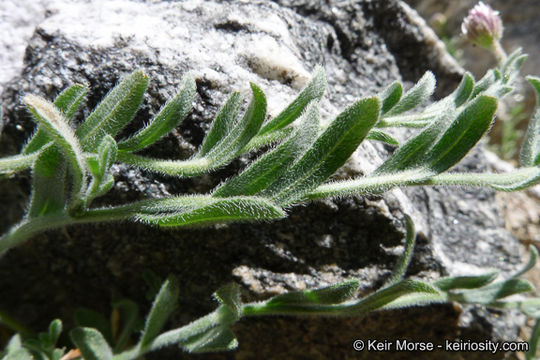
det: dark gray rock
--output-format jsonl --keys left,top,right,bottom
{"left": 0, "top": 0, "right": 528, "bottom": 359}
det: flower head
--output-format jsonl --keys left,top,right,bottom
{"left": 461, "top": 2, "right": 503, "bottom": 49}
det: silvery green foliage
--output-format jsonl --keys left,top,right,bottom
{"left": 3, "top": 48, "right": 540, "bottom": 358}
{"left": 3, "top": 217, "right": 540, "bottom": 359}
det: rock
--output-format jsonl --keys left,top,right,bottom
{"left": 0, "top": 0, "right": 529, "bottom": 359}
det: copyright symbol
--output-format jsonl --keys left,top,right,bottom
{"left": 353, "top": 340, "right": 365, "bottom": 351}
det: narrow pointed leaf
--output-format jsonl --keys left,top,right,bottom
{"left": 213, "top": 101, "right": 320, "bottom": 197}
{"left": 266, "top": 279, "right": 359, "bottom": 306}
{"left": 140, "top": 276, "right": 179, "bottom": 347}
{"left": 213, "top": 284, "right": 242, "bottom": 321}
{"left": 112, "top": 299, "right": 140, "bottom": 352}
{"left": 434, "top": 272, "right": 499, "bottom": 291}
{"left": 23, "top": 84, "right": 88, "bottom": 154}
{"left": 98, "top": 135, "right": 117, "bottom": 176}
{"left": 138, "top": 197, "right": 285, "bottom": 227}
{"left": 521, "top": 76, "right": 540, "bottom": 166}
{"left": 204, "top": 83, "right": 267, "bottom": 165}
{"left": 197, "top": 92, "right": 242, "bottom": 157}
{"left": 471, "top": 69, "right": 497, "bottom": 98}
{"left": 259, "top": 66, "right": 326, "bottom": 134}
{"left": 48, "top": 319, "right": 62, "bottom": 345}
{"left": 384, "top": 214, "right": 416, "bottom": 287}
{"left": 512, "top": 245, "right": 539, "bottom": 278}
{"left": 424, "top": 95, "right": 497, "bottom": 173}
{"left": 526, "top": 319, "right": 540, "bottom": 360}
{"left": 263, "top": 97, "right": 380, "bottom": 205}
{"left": 379, "top": 81, "right": 403, "bottom": 115}
{"left": 386, "top": 72, "right": 435, "bottom": 116}
{"left": 450, "top": 278, "right": 534, "bottom": 304}
{"left": 76, "top": 70, "right": 149, "bottom": 151}
{"left": 366, "top": 130, "right": 399, "bottom": 146}
{"left": 118, "top": 73, "right": 196, "bottom": 152}
{"left": 184, "top": 326, "right": 238, "bottom": 353}
{"left": 24, "top": 95, "right": 86, "bottom": 206}
{"left": 28, "top": 146, "right": 66, "bottom": 218}
{"left": 70, "top": 327, "right": 113, "bottom": 360}
{"left": 452, "top": 72, "right": 474, "bottom": 107}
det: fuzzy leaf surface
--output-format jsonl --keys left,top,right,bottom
{"left": 76, "top": 70, "right": 148, "bottom": 151}
{"left": 386, "top": 72, "right": 435, "bottom": 116}
{"left": 70, "top": 327, "right": 113, "bottom": 360}
{"left": 118, "top": 73, "right": 196, "bottom": 152}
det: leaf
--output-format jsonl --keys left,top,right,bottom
{"left": 70, "top": 327, "right": 113, "bottom": 360}
{"left": 526, "top": 319, "right": 540, "bottom": 360}
{"left": 512, "top": 245, "right": 539, "bottom": 278}
{"left": 450, "top": 278, "right": 534, "bottom": 304}
{"left": 23, "top": 84, "right": 88, "bottom": 155}
{"left": 28, "top": 146, "right": 67, "bottom": 218}
{"left": 2, "top": 348, "right": 33, "bottom": 360}
{"left": 366, "top": 130, "right": 399, "bottom": 146}
{"left": 386, "top": 72, "right": 435, "bottom": 116}
{"left": 118, "top": 73, "right": 196, "bottom": 152}
{"left": 434, "top": 272, "right": 499, "bottom": 291}
{"left": 213, "top": 101, "right": 320, "bottom": 197}
{"left": 379, "top": 81, "right": 403, "bottom": 115}
{"left": 375, "top": 95, "right": 497, "bottom": 175}
{"left": 203, "top": 83, "right": 267, "bottom": 166}
{"left": 138, "top": 197, "right": 285, "bottom": 227}
{"left": 197, "top": 92, "right": 242, "bottom": 157}
{"left": 183, "top": 326, "right": 238, "bottom": 353}
{"left": 265, "top": 279, "right": 359, "bottom": 306}
{"left": 452, "top": 72, "right": 475, "bottom": 107}
{"left": 521, "top": 76, "right": 540, "bottom": 166}
{"left": 471, "top": 69, "right": 497, "bottom": 98}
{"left": 76, "top": 70, "right": 149, "bottom": 151}
{"left": 140, "top": 275, "right": 179, "bottom": 347}
{"left": 97, "top": 135, "right": 117, "bottom": 177}
{"left": 262, "top": 97, "right": 380, "bottom": 206}
{"left": 213, "top": 283, "right": 242, "bottom": 322}
{"left": 384, "top": 214, "right": 416, "bottom": 287}
{"left": 74, "top": 308, "right": 113, "bottom": 344}
{"left": 259, "top": 65, "right": 326, "bottom": 134}
{"left": 422, "top": 95, "right": 497, "bottom": 173}
{"left": 47, "top": 319, "right": 62, "bottom": 346}
{"left": 24, "top": 95, "right": 86, "bottom": 207}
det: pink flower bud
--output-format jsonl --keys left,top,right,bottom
{"left": 461, "top": 2, "right": 503, "bottom": 49}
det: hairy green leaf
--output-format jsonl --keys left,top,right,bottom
{"left": 471, "top": 70, "right": 497, "bottom": 98}
{"left": 118, "top": 73, "right": 196, "bottom": 152}
{"left": 140, "top": 276, "right": 179, "bottom": 347}
{"left": 28, "top": 146, "right": 66, "bottom": 218}
{"left": 70, "top": 327, "right": 113, "bottom": 360}
{"left": 213, "top": 101, "right": 320, "bottom": 197}
{"left": 450, "top": 278, "right": 534, "bottom": 304}
{"left": 113, "top": 299, "right": 140, "bottom": 353}
{"left": 521, "top": 76, "right": 540, "bottom": 166}
{"left": 213, "top": 284, "right": 242, "bottom": 322}
{"left": 452, "top": 72, "right": 475, "bottom": 107}
{"left": 183, "top": 326, "right": 238, "bottom": 353}
{"left": 198, "top": 92, "right": 242, "bottom": 157}
{"left": 366, "top": 130, "right": 399, "bottom": 146}
{"left": 138, "top": 197, "right": 285, "bottom": 227}
{"left": 2, "top": 348, "right": 33, "bottom": 360}
{"left": 265, "top": 279, "right": 359, "bottom": 306}
{"left": 423, "top": 95, "right": 497, "bottom": 173}
{"left": 76, "top": 70, "right": 149, "bottom": 151}
{"left": 379, "top": 81, "right": 403, "bottom": 115}
{"left": 434, "top": 272, "right": 499, "bottom": 291}
{"left": 259, "top": 66, "right": 326, "bottom": 134}
{"left": 203, "top": 83, "right": 267, "bottom": 165}
{"left": 97, "top": 135, "right": 117, "bottom": 177}
{"left": 24, "top": 84, "right": 88, "bottom": 155}
{"left": 386, "top": 72, "right": 435, "bottom": 116}
{"left": 24, "top": 95, "right": 86, "bottom": 207}
{"left": 262, "top": 97, "right": 380, "bottom": 206}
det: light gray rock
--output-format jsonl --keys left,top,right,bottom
{"left": 0, "top": 0, "right": 529, "bottom": 359}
